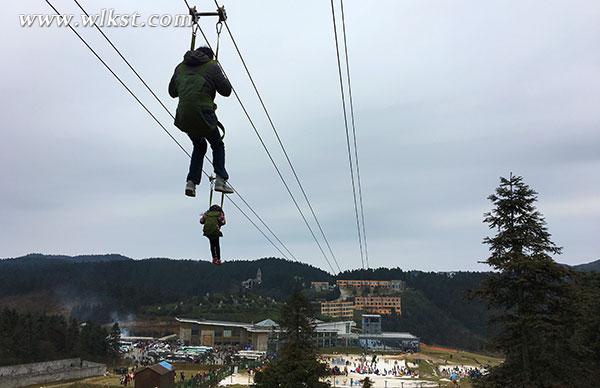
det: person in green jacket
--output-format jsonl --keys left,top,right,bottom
{"left": 200, "top": 204, "right": 226, "bottom": 265}
{"left": 169, "top": 46, "right": 234, "bottom": 197}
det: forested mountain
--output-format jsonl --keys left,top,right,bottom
{"left": 0, "top": 255, "right": 331, "bottom": 320}
{"left": 571, "top": 258, "right": 600, "bottom": 272}
{"left": 0, "top": 254, "right": 494, "bottom": 350}
{"left": 2, "top": 253, "right": 132, "bottom": 264}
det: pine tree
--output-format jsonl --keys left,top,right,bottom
{"left": 474, "top": 174, "right": 584, "bottom": 387}
{"left": 254, "top": 291, "right": 330, "bottom": 388}
{"left": 108, "top": 322, "right": 121, "bottom": 356}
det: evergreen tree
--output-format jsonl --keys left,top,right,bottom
{"left": 474, "top": 175, "right": 586, "bottom": 387}
{"left": 254, "top": 291, "right": 329, "bottom": 388}
{"left": 108, "top": 322, "right": 121, "bottom": 356}
{"left": 566, "top": 272, "right": 600, "bottom": 380}
{"left": 0, "top": 310, "right": 116, "bottom": 366}
{"left": 79, "top": 322, "right": 110, "bottom": 362}
{"left": 66, "top": 318, "right": 81, "bottom": 356}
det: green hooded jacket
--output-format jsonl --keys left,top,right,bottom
{"left": 169, "top": 49, "right": 232, "bottom": 137}
{"left": 203, "top": 210, "right": 224, "bottom": 238}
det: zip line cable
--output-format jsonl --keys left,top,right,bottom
{"left": 329, "top": 0, "right": 365, "bottom": 269}
{"left": 208, "top": 0, "right": 342, "bottom": 272}
{"left": 188, "top": 8, "right": 339, "bottom": 274}
{"left": 70, "top": 0, "right": 298, "bottom": 263}
{"left": 43, "top": 0, "right": 293, "bottom": 262}
{"left": 338, "top": 0, "right": 370, "bottom": 269}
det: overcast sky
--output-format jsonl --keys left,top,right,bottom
{"left": 1, "top": 0, "right": 599, "bottom": 272}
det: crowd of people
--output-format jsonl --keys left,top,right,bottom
{"left": 439, "top": 365, "right": 484, "bottom": 385}
{"left": 118, "top": 369, "right": 135, "bottom": 386}
{"left": 116, "top": 343, "right": 268, "bottom": 386}
{"left": 326, "top": 354, "right": 420, "bottom": 379}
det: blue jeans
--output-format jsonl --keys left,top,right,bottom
{"left": 187, "top": 127, "right": 229, "bottom": 185}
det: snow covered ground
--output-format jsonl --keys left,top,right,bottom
{"left": 219, "top": 354, "right": 442, "bottom": 387}
{"left": 324, "top": 354, "right": 438, "bottom": 387}
{"left": 219, "top": 373, "right": 440, "bottom": 387}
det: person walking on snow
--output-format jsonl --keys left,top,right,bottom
{"left": 169, "top": 46, "right": 234, "bottom": 197}
{"left": 200, "top": 204, "right": 226, "bottom": 265}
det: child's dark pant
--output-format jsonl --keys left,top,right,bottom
{"left": 209, "top": 237, "right": 221, "bottom": 260}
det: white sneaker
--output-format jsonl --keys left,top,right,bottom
{"left": 185, "top": 181, "right": 196, "bottom": 197}
{"left": 214, "top": 176, "right": 234, "bottom": 194}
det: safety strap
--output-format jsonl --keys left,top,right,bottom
{"left": 215, "top": 21, "right": 223, "bottom": 60}
{"left": 190, "top": 24, "right": 198, "bottom": 51}
{"left": 217, "top": 121, "right": 225, "bottom": 140}
{"left": 209, "top": 177, "right": 225, "bottom": 208}
{"left": 189, "top": 6, "right": 200, "bottom": 51}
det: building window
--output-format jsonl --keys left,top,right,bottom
{"left": 224, "top": 330, "right": 232, "bottom": 338}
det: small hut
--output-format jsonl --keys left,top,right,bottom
{"left": 134, "top": 361, "right": 175, "bottom": 388}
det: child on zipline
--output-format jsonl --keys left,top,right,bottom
{"left": 200, "top": 204, "right": 226, "bottom": 265}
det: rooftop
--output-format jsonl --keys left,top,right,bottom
{"left": 177, "top": 317, "right": 349, "bottom": 334}
{"left": 255, "top": 319, "right": 278, "bottom": 328}
{"left": 176, "top": 317, "right": 275, "bottom": 333}
{"left": 136, "top": 361, "right": 174, "bottom": 376}
{"left": 359, "top": 332, "right": 418, "bottom": 340}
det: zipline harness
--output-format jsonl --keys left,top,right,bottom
{"left": 188, "top": 5, "right": 227, "bottom": 54}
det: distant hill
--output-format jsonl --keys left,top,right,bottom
{"left": 0, "top": 254, "right": 489, "bottom": 350}
{"left": 1, "top": 253, "right": 133, "bottom": 264}
{"left": 571, "top": 258, "right": 600, "bottom": 272}
{"left": 0, "top": 255, "right": 332, "bottom": 308}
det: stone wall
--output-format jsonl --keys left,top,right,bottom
{"left": 0, "top": 358, "right": 106, "bottom": 388}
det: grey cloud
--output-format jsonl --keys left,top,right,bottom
{"left": 1, "top": 0, "right": 599, "bottom": 271}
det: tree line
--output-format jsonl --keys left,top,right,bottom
{"left": 0, "top": 309, "right": 120, "bottom": 367}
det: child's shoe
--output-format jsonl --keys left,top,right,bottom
{"left": 212, "top": 257, "right": 222, "bottom": 266}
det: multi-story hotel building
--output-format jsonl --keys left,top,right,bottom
{"left": 354, "top": 296, "right": 401, "bottom": 316}
{"left": 336, "top": 279, "right": 404, "bottom": 291}
{"left": 320, "top": 300, "right": 355, "bottom": 319}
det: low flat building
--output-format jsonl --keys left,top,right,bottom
{"left": 314, "top": 320, "right": 356, "bottom": 335}
{"left": 177, "top": 318, "right": 276, "bottom": 351}
{"left": 267, "top": 320, "right": 353, "bottom": 352}
{"left": 320, "top": 300, "right": 355, "bottom": 319}
{"left": 358, "top": 332, "right": 420, "bottom": 352}
{"left": 177, "top": 317, "right": 353, "bottom": 353}
{"left": 339, "top": 314, "right": 420, "bottom": 352}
